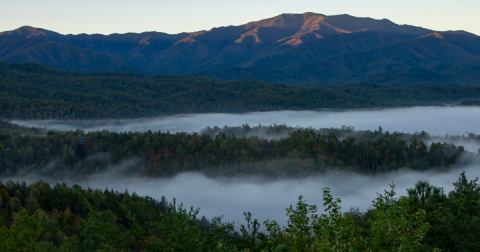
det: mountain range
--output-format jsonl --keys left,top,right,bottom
{"left": 1, "top": 12, "right": 479, "bottom": 87}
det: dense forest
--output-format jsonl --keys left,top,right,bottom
{"left": 2, "top": 62, "right": 480, "bottom": 120}
{"left": 460, "top": 100, "right": 480, "bottom": 106}
{"left": 0, "top": 120, "right": 475, "bottom": 178}
{"left": 1, "top": 172, "right": 480, "bottom": 251}
{"left": 0, "top": 62, "right": 376, "bottom": 120}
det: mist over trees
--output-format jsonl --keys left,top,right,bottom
{"left": 1, "top": 172, "right": 479, "bottom": 251}
{"left": 0, "top": 120, "right": 476, "bottom": 179}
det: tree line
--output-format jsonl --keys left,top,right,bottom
{"left": 3, "top": 62, "right": 480, "bottom": 120}
{"left": 0, "top": 120, "right": 476, "bottom": 178}
{"left": 0, "top": 62, "right": 377, "bottom": 120}
{"left": 1, "top": 172, "right": 480, "bottom": 251}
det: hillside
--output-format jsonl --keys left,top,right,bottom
{"left": 0, "top": 62, "right": 379, "bottom": 120}
{"left": 1, "top": 12, "right": 478, "bottom": 87}
{"left": 2, "top": 62, "right": 480, "bottom": 119}
{"left": 0, "top": 36, "right": 143, "bottom": 73}
{"left": 203, "top": 32, "right": 480, "bottom": 86}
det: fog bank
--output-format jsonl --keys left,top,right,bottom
{"left": 11, "top": 106, "right": 480, "bottom": 135}
{"left": 6, "top": 165, "right": 479, "bottom": 231}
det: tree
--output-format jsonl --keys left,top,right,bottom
{"left": 367, "top": 183, "right": 435, "bottom": 251}
{"left": 0, "top": 209, "right": 43, "bottom": 252}
{"left": 414, "top": 180, "right": 433, "bottom": 207}
{"left": 0, "top": 141, "right": 3, "bottom": 150}
{"left": 425, "top": 172, "right": 480, "bottom": 251}
{"left": 264, "top": 189, "right": 364, "bottom": 252}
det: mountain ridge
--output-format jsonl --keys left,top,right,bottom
{"left": 0, "top": 12, "right": 478, "bottom": 86}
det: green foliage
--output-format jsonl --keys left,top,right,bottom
{"left": 425, "top": 172, "right": 480, "bottom": 251}
{"left": 0, "top": 121, "right": 473, "bottom": 178}
{"left": 460, "top": 99, "right": 480, "bottom": 106}
{"left": 0, "top": 180, "right": 260, "bottom": 252}
{"left": 2, "top": 62, "right": 480, "bottom": 120}
{"left": 2, "top": 173, "right": 480, "bottom": 251}
{"left": 0, "top": 209, "right": 43, "bottom": 252}
{"left": 0, "top": 62, "right": 377, "bottom": 120}
{"left": 329, "top": 84, "right": 480, "bottom": 106}
{"left": 263, "top": 185, "right": 434, "bottom": 252}
{"left": 366, "top": 183, "right": 434, "bottom": 252}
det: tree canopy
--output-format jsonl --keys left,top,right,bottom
{"left": 2, "top": 62, "right": 480, "bottom": 120}
{"left": 1, "top": 172, "right": 479, "bottom": 251}
{"left": 0, "top": 121, "right": 475, "bottom": 178}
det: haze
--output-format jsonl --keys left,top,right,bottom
{"left": 6, "top": 164, "right": 479, "bottom": 232}
{"left": 4, "top": 106, "right": 480, "bottom": 231}
{"left": 2, "top": 0, "right": 479, "bottom": 35}
{"left": 12, "top": 106, "right": 480, "bottom": 136}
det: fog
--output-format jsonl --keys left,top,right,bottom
{"left": 11, "top": 106, "right": 480, "bottom": 135}
{"left": 6, "top": 165, "right": 479, "bottom": 231}
{"left": 5, "top": 106, "right": 480, "bottom": 231}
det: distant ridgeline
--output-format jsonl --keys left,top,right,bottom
{"left": 2, "top": 62, "right": 480, "bottom": 119}
{"left": 1, "top": 14, "right": 480, "bottom": 87}
{"left": 0, "top": 120, "right": 476, "bottom": 178}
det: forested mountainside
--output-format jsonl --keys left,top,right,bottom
{"left": 0, "top": 120, "right": 475, "bottom": 178}
{"left": 1, "top": 13, "right": 479, "bottom": 86}
{"left": 201, "top": 32, "right": 480, "bottom": 86}
{"left": 1, "top": 171, "right": 480, "bottom": 251}
{"left": 2, "top": 62, "right": 480, "bottom": 120}
{"left": 0, "top": 62, "right": 377, "bottom": 120}
{"left": 0, "top": 36, "right": 143, "bottom": 74}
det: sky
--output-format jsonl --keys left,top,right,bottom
{"left": 1, "top": 0, "right": 479, "bottom": 35}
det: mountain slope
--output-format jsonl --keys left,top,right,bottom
{"left": 0, "top": 36, "right": 142, "bottom": 73}
{"left": 202, "top": 32, "right": 480, "bottom": 86}
{"left": 0, "top": 13, "right": 439, "bottom": 75}
{"left": 246, "top": 30, "right": 400, "bottom": 69}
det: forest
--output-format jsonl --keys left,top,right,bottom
{"left": 460, "top": 100, "right": 480, "bottom": 106}
{"left": 3, "top": 62, "right": 480, "bottom": 120}
{"left": 1, "top": 171, "right": 480, "bottom": 251}
{"left": 0, "top": 120, "right": 476, "bottom": 178}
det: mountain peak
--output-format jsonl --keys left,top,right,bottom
{"left": 244, "top": 13, "right": 326, "bottom": 29}
{"left": 0, "top": 26, "right": 62, "bottom": 39}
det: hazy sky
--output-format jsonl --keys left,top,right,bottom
{"left": 1, "top": 0, "right": 479, "bottom": 35}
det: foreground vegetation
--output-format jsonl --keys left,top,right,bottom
{"left": 0, "top": 121, "right": 475, "bottom": 178}
{"left": 1, "top": 172, "right": 479, "bottom": 251}
{"left": 2, "top": 62, "right": 480, "bottom": 120}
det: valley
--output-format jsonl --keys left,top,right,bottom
{"left": 1, "top": 8, "right": 480, "bottom": 252}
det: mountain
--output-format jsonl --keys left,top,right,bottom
{"left": 202, "top": 32, "right": 480, "bottom": 86}
{"left": 0, "top": 36, "right": 143, "bottom": 73}
{"left": 0, "top": 12, "right": 478, "bottom": 86}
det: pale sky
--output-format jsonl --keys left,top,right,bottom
{"left": 1, "top": 0, "right": 479, "bottom": 35}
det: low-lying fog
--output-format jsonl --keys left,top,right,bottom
{"left": 11, "top": 106, "right": 480, "bottom": 135}
{"left": 6, "top": 165, "right": 479, "bottom": 231}
{"left": 5, "top": 106, "right": 480, "bottom": 231}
